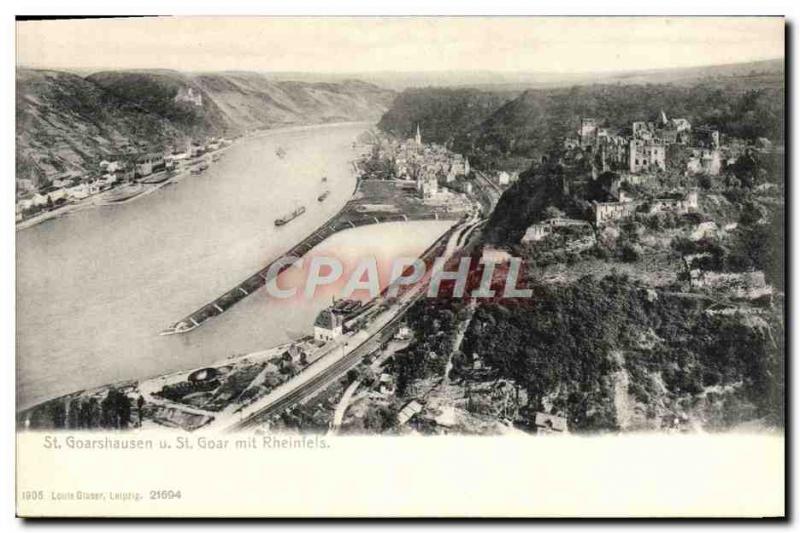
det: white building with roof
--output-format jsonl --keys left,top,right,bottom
{"left": 313, "top": 309, "right": 344, "bottom": 343}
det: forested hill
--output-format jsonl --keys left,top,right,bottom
{"left": 376, "top": 88, "right": 516, "bottom": 147}
{"left": 17, "top": 68, "right": 396, "bottom": 185}
{"left": 469, "top": 82, "right": 784, "bottom": 168}
{"left": 376, "top": 60, "right": 784, "bottom": 170}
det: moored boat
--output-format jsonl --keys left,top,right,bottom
{"left": 140, "top": 172, "right": 170, "bottom": 185}
{"left": 191, "top": 163, "right": 209, "bottom": 175}
{"left": 317, "top": 190, "right": 330, "bottom": 202}
{"left": 274, "top": 205, "right": 306, "bottom": 226}
{"left": 104, "top": 183, "right": 145, "bottom": 203}
{"left": 159, "top": 320, "right": 197, "bottom": 336}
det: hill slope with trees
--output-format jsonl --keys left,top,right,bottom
{"left": 17, "top": 68, "right": 396, "bottom": 185}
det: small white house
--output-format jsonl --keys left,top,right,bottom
{"left": 100, "top": 160, "right": 121, "bottom": 173}
{"left": 313, "top": 309, "right": 344, "bottom": 343}
{"left": 66, "top": 183, "right": 91, "bottom": 200}
{"left": 31, "top": 193, "right": 49, "bottom": 207}
{"left": 395, "top": 325, "right": 413, "bottom": 340}
{"left": 48, "top": 188, "right": 68, "bottom": 203}
{"left": 397, "top": 400, "right": 424, "bottom": 426}
{"left": 481, "top": 246, "right": 512, "bottom": 264}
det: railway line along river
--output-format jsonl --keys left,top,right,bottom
{"left": 16, "top": 122, "right": 452, "bottom": 411}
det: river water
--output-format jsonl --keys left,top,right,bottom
{"left": 16, "top": 122, "right": 452, "bottom": 410}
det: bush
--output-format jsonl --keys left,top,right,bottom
{"left": 620, "top": 243, "right": 642, "bottom": 263}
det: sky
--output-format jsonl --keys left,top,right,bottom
{"left": 16, "top": 16, "right": 784, "bottom": 74}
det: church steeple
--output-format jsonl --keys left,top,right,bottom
{"left": 415, "top": 123, "right": 422, "bottom": 146}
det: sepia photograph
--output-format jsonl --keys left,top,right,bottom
{"left": 12, "top": 14, "right": 786, "bottom": 518}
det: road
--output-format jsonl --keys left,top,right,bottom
{"left": 328, "top": 338, "right": 410, "bottom": 433}
{"left": 473, "top": 170, "right": 503, "bottom": 210}
{"left": 217, "top": 214, "right": 484, "bottom": 432}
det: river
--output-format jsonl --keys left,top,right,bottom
{"left": 16, "top": 122, "right": 452, "bottom": 410}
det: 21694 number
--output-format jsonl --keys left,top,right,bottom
{"left": 149, "top": 490, "right": 182, "bottom": 500}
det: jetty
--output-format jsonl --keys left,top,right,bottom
{"left": 160, "top": 207, "right": 459, "bottom": 335}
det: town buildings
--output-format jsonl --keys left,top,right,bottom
{"left": 591, "top": 191, "right": 698, "bottom": 226}
{"left": 135, "top": 153, "right": 166, "bottom": 178}
{"left": 366, "top": 125, "right": 472, "bottom": 200}
{"left": 16, "top": 136, "right": 230, "bottom": 223}
{"left": 522, "top": 218, "right": 591, "bottom": 242}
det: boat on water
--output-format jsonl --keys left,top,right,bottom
{"left": 159, "top": 320, "right": 197, "bottom": 336}
{"left": 140, "top": 172, "right": 170, "bottom": 185}
{"left": 274, "top": 205, "right": 306, "bottom": 226}
{"left": 191, "top": 163, "right": 209, "bottom": 175}
{"left": 317, "top": 190, "right": 330, "bottom": 202}
{"left": 321, "top": 176, "right": 327, "bottom": 182}
{"left": 212, "top": 153, "right": 222, "bottom": 162}
{"left": 104, "top": 183, "right": 145, "bottom": 203}
{"left": 276, "top": 147, "right": 286, "bottom": 159}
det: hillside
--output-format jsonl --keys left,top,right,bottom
{"left": 375, "top": 59, "right": 784, "bottom": 171}
{"left": 88, "top": 70, "right": 396, "bottom": 134}
{"left": 16, "top": 69, "right": 183, "bottom": 184}
{"left": 468, "top": 82, "right": 784, "bottom": 168}
{"left": 16, "top": 68, "right": 396, "bottom": 185}
{"left": 377, "top": 88, "right": 516, "bottom": 148}
{"left": 460, "top": 275, "right": 784, "bottom": 432}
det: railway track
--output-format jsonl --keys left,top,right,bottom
{"left": 226, "top": 217, "right": 477, "bottom": 431}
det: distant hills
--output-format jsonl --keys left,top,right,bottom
{"left": 278, "top": 58, "right": 784, "bottom": 91}
{"left": 16, "top": 68, "right": 396, "bottom": 185}
{"left": 16, "top": 58, "right": 783, "bottom": 186}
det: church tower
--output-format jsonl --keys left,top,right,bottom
{"left": 415, "top": 124, "right": 422, "bottom": 146}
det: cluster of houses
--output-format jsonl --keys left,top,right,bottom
{"left": 564, "top": 112, "right": 722, "bottom": 177}
{"left": 589, "top": 170, "right": 700, "bottom": 226}
{"left": 555, "top": 112, "right": 717, "bottom": 228}
{"left": 521, "top": 217, "right": 596, "bottom": 252}
{"left": 369, "top": 125, "right": 472, "bottom": 199}
{"left": 16, "top": 137, "right": 231, "bottom": 222}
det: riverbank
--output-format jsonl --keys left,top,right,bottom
{"left": 18, "top": 339, "right": 297, "bottom": 430}
{"left": 17, "top": 122, "right": 376, "bottom": 410}
{"left": 18, "top": 216, "right": 459, "bottom": 429}
{"left": 15, "top": 145, "right": 236, "bottom": 232}
{"left": 16, "top": 120, "right": 371, "bottom": 232}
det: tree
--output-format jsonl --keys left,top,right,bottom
{"left": 136, "top": 395, "right": 145, "bottom": 426}
{"left": 47, "top": 401, "right": 66, "bottom": 429}
{"left": 100, "top": 389, "right": 131, "bottom": 430}
{"left": 543, "top": 205, "right": 565, "bottom": 220}
{"left": 79, "top": 398, "right": 101, "bottom": 428}
{"left": 66, "top": 399, "right": 80, "bottom": 429}
{"left": 620, "top": 243, "right": 642, "bottom": 263}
